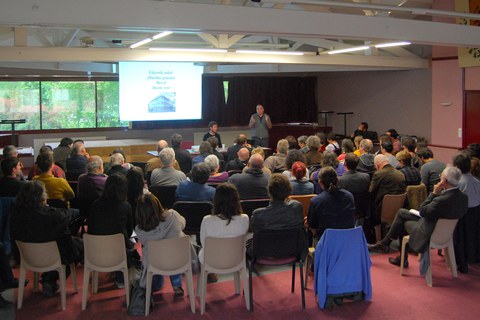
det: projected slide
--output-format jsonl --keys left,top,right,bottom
{"left": 119, "top": 62, "right": 203, "bottom": 121}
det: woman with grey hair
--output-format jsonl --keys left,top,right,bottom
{"left": 205, "top": 155, "right": 228, "bottom": 183}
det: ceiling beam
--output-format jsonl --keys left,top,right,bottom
{"left": 0, "top": 0, "right": 478, "bottom": 47}
{"left": 0, "top": 47, "right": 429, "bottom": 69}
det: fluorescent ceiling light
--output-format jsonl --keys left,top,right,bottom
{"left": 327, "top": 46, "right": 370, "bottom": 55}
{"left": 130, "top": 38, "right": 153, "bottom": 49}
{"left": 374, "top": 41, "right": 412, "bottom": 48}
{"left": 236, "top": 50, "right": 304, "bottom": 56}
{"left": 152, "top": 31, "right": 173, "bottom": 40}
{"left": 149, "top": 47, "right": 228, "bottom": 53}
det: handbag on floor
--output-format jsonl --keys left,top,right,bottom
{"left": 127, "top": 280, "right": 153, "bottom": 316}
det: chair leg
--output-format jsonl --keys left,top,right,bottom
{"left": 145, "top": 271, "right": 152, "bottom": 316}
{"left": 123, "top": 268, "right": 130, "bottom": 308}
{"left": 185, "top": 269, "right": 196, "bottom": 313}
{"left": 92, "top": 271, "right": 98, "bottom": 293}
{"left": 425, "top": 261, "right": 433, "bottom": 287}
{"left": 248, "top": 260, "right": 254, "bottom": 312}
{"left": 291, "top": 262, "right": 296, "bottom": 293}
{"left": 200, "top": 269, "right": 207, "bottom": 315}
{"left": 17, "top": 266, "right": 26, "bottom": 309}
{"left": 299, "top": 261, "right": 305, "bottom": 309}
{"left": 70, "top": 263, "right": 78, "bottom": 293}
{"left": 234, "top": 271, "right": 240, "bottom": 294}
{"left": 400, "top": 236, "right": 409, "bottom": 276}
{"left": 33, "top": 272, "right": 39, "bottom": 292}
{"left": 304, "top": 253, "right": 310, "bottom": 289}
{"left": 59, "top": 266, "right": 67, "bottom": 310}
{"left": 82, "top": 268, "right": 90, "bottom": 310}
{"left": 241, "top": 268, "right": 250, "bottom": 311}
{"left": 446, "top": 244, "right": 458, "bottom": 278}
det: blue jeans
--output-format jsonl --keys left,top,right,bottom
{"left": 152, "top": 274, "right": 182, "bottom": 292}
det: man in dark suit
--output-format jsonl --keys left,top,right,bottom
{"left": 228, "top": 154, "right": 269, "bottom": 199}
{"left": 338, "top": 153, "right": 371, "bottom": 221}
{"left": 369, "top": 166, "right": 468, "bottom": 268}
{"left": 226, "top": 134, "right": 251, "bottom": 162}
{"left": 171, "top": 133, "right": 192, "bottom": 174}
{"left": 369, "top": 154, "right": 406, "bottom": 241}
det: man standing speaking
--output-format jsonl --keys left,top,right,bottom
{"left": 249, "top": 104, "right": 272, "bottom": 147}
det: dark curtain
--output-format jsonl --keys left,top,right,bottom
{"left": 132, "top": 75, "right": 317, "bottom": 129}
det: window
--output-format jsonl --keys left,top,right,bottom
{"left": 0, "top": 80, "right": 126, "bottom": 131}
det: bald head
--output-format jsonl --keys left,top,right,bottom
{"left": 249, "top": 153, "right": 264, "bottom": 170}
{"left": 374, "top": 154, "right": 389, "bottom": 170}
{"left": 237, "top": 147, "right": 250, "bottom": 161}
{"left": 157, "top": 140, "right": 168, "bottom": 153}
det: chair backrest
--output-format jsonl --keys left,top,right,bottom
{"left": 252, "top": 228, "right": 305, "bottom": 260}
{"left": 16, "top": 240, "right": 61, "bottom": 271}
{"left": 381, "top": 193, "right": 407, "bottom": 223}
{"left": 240, "top": 199, "right": 270, "bottom": 220}
{"left": 149, "top": 185, "right": 177, "bottom": 209}
{"left": 430, "top": 219, "right": 459, "bottom": 248}
{"left": 406, "top": 183, "right": 427, "bottom": 210}
{"left": 147, "top": 236, "right": 191, "bottom": 271}
{"left": 83, "top": 233, "right": 126, "bottom": 270}
{"left": 130, "top": 162, "right": 146, "bottom": 176}
{"left": 172, "top": 201, "right": 213, "bottom": 235}
{"left": 204, "top": 235, "right": 246, "bottom": 270}
{"left": 289, "top": 194, "right": 315, "bottom": 218}
{"left": 47, "top": 198, "right": 68, "bottom": 209}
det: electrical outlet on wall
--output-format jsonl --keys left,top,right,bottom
{"left": 458, "top": 128, "right": 462, "bottom": 138}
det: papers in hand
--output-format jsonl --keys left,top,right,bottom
{"left": 409, "top": 209, "right": 421, "bottom": 217}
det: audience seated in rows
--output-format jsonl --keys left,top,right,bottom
{"left": 192, "top": 142, "right": 213, "bottom": 166}
{"left": 176, "top": 163, "right": 215, "bottom": 202}
{"left": 66, "top": 141, "right": 89, "bottom": 181}
{"left": 28, "top": 146, "right": 66, "bottom": 180}
{"left": 199, "top": 183, "right": 249, "bottom": 264}
{"left": 241, "top": 148, "right": 272, "bottom": 176}
{"left": 305, "top": 135, "right": 323, "bottom": 166}
{"left": 290, "top": 161, "right": 314, "bottom": 195}
{"left": 285, "top": 135, "right": 298, "bottom": 151}
{"left": 127, "top": 166, "right": 147, "bottom": 221}
{"left": 386, "top": 129, "right": 402, "bottom": 155}
{"left": 11, "top": 181, "right": 81, "bottom": 297}
{"left": 229, "top": 154, "right": 269, "bottom": 199}
{"left": 396, "top": 151, "right": 421, "bottom": 186}
{"left": 150, "top": 148, "right": 187, "bottom": 187}
{"left": 226, "top": 134, "right": 251, "bottom": 162}
{"left": 52, "top": 137, "right": 73, "bottom": 171}
{"left": 466, "top": 143, "right": 480, "bottom": 178}
{"left": 353, "top": 136, "right": 363, "bottom": 157}
{"left": 417, "top": 147, "right": 446, "bottom": 193}
{"left": 171, "top": 133, "right": 192, "bottom": 174}
{"left": 225, "top": 147, "right": 249, "bottom": 172}
{"left": 146, "top": 140, "right": 181, "bottom": 177}
{"left": 32, "top": 151, "right": 74, "bottom": 203}
{"left": 205, "top": 155, "right": 229, "bottom": 184}
{"left": 339, "top": 153, "right": 371, "bottom": 220}
{"left": 310, "top": 151, "right": 345, "bottom": 192}
{"left": 0, "top": 157, "right": 26, "bottom": 197}
{"left": 308, "top": 167, "right": 356, "bottom": 240}
{"left": 264, "top": 139, "right": 289, "bottom": 173}
{"left": 282, "top": 149, "right": 307, "bottom": 179}
{"left": 135, "top": 193, "right": 186, "bottom": 297}
{"left": 369, "top": 154, "right": 407, "bottom": 239}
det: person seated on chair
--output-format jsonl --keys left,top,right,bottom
{"left": 369, "top": 166, "right": 468, "bottom": 269}
{"left": 225, "top": 147, "right": 250, "bottom": 172}
{"left": 176, "top": 163, "right": 216, "bottom": 202}
{"left": 10, "top": 181, "right": 80, "bottom": 297}
{"left": 310, "top": 151, "right": 345, "bottom": 193}
{"left": 264, "top": 139, "right": 289, "bottom": 173}
{"left": 226, "top": 134, "right": 251, "bottom": 162}
{"left": 356, "top": 139, "right": 376, "bottom": 176}
{"left": 337, "top": 139, "right": 355, "bottom": 163}
{"left": 251, "top": 174, "right": 304, "bottom": 234}
{"left": 241, "top": 148, "right": 272, "bottom": 176}
{"left": 386, "top": 129, "right": 402, "bottom": 155}
{"left": 77, "top": 156, "right": 107, "bottom": 217}
{"left": 417, "top": 147, "right": 446, "bottom": 193}
{"left": 307, "top": 167, "right": 355, "bottom": 240}
{"left": 66, "top": 141, "right": 89, "bottom": 181}
{"left": 297, "top": 135, "right": 309, "bottom": 154}
{"left": 229, "top": 154, "right": 269, "bottom": 199}
{"left": 290, "top": 162, "right": 314, "bottom": 195}
{"left": 192, "top": 141, "right": 213, "bottom": 166}
{"left": 150, "top": 148, "right": 187, "bottom": 187}
{"left": 127, "top": 166, "right": 147, "bottom": 222}
{"left": 205, "top": 155, "right": 229, "bottom": 184}
{"left": 135, "top": 193, "right": 187, "bottom": 297}
{"left": 396, "top": 150, "right": 421, "bottom": 186}
{"left": 53, "top": 137, "right": 73, "bottom": 171}
{"left": 282, "top": 149, "right": 307, "bottom": 180}
{"left": 171, "top": 133, "right": 193, "bottom": 174}
{"left": 88, "top": 173, "right": 137, "bottom": 288}
{"left": 207, "top": 136, "right": 224, "bottom": 162}
{"left": 369, "top": 154, "right": 406, "bottom": 243}
{"left": 105, "top": 153, "right": 129, "bottom": 176}
{"left": 28, "top": 146, "right": 66, "bottom": 180}
{"left": 402, "top": 137, "right": 422, "bottom": 169}
{"left": 32, "top": 151, "right": 75, "bottom": 204}
{"left": 380, "top": 141, "right": 401, "bottom": 169}
{"left": 325, "top": 133, "right": 340, "bottom": 155}
{"left": 0, "top": 157, "right": 26, "bottom": 197}
{"left": 305, "top": 135, "right": 323, "bottom": 166}
{"left": 199, "top": 183, "right": 249, "bottom": 283}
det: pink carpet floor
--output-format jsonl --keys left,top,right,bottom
{"left": 9, "top": 252, "right": 480, "bottom": 320}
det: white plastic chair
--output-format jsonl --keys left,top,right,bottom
{"left": 197, "top": 235, "right": 250, "bottom": 314}
{"left": 145, "top": 236, "right": 195, "bottom": 315}
{"left": 16, "top": 240, "right": 78, "bottom": 310}
{"left": 82, "top": 233, "right": 130, "bottom": 310}
{"left": 400, "top": 219, "right": 459, "bottom": 286}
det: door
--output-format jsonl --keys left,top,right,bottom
{"left": 464, "top": 91, "right": 480, "bottom": 147}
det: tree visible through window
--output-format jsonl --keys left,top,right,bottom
{"left": 0, "top": 81, "right": 40, "bottom": 131}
